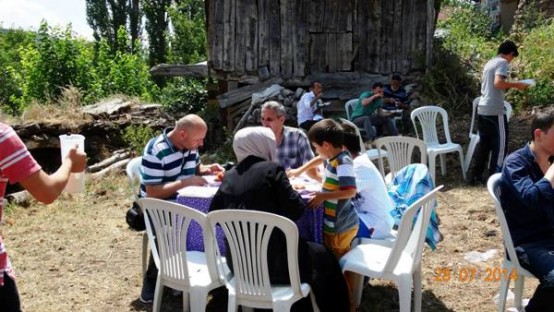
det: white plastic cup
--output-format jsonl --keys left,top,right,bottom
{"left": 59, "top": 134, "right": 85, "bottom": 194}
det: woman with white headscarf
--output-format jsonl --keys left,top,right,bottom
{"left": 209, "top": 126, "right": 349, "bottom": 312}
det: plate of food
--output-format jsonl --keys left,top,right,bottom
{"left": 519, "top": 79, "right": 536, "bottom": 87}
{"left": 204, "top": 172, "right": 224, "bottom": 187}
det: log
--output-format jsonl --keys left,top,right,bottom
{"left": 217, "top": 77, "right": 283, "bottom": 108}
{"left": 149, "top": 62, "right": 208, "bottom": 78}
{"left": 91, "top": 158, "right": 131, "bottom": 179}
{"left": 87, "top": 151, "right": 131, "bottom": 172}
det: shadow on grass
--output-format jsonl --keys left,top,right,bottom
{"left": 360, "top": 283, "right": 453, "bottom": 312}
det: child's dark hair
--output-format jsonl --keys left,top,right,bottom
{"left": 531, "top": 108, "right": 554, "bottom": 141}
{"left": 308, "top": 119, "right": 344, "bottom": 148}
{"left": 498, "top": 40, "right": 519, "bottom": 57}
{"left": 337, "top": 119, "right": 361, "bottom": 154}
{"left": 372, "top": 81, "right": 384, "bottom": 89}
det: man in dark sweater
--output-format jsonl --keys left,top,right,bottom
{"left": 501, "top": 108, "right": 554, "bottom": 312}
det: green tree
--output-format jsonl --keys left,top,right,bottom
{"left": 168, "top": 0, "right": 206, "bottom": 64}
{"left": 0, "top": 28, "right": 34, "bottom": 114}
{"left": 142, "top": 0, "right": 172, "bottom": 67}
{"left": 15, "top": 22, "right": 95, "bottom": 108}
{"left": 86, "top": 0, "right": 142, "bottom": 53}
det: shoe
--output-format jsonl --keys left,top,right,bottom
{"left": 139, "top": 277, "right": 155, "bottom": 304}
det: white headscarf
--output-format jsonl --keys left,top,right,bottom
{"left": 233, "top": 126, "right": 277, "bottom": 163}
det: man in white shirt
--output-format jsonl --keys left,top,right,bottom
{"left": 297, "top": 81, "right": 326, "bottom": 131}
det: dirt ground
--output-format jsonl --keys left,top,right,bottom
{"left": 1, "top": 161, "right": 538, "bottom": 312}
{"left": 1, "top": 108, "right": 538, "bottom": 312}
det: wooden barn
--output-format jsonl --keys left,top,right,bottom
{"left": 205, "top": 0, "right": 437, "bottom": 95}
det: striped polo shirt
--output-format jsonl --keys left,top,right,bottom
{"left": 0, "top": 123, "right": 41, "bottom": 286}
{"left": 322, "top": 150, "right": 358, "bottom": 234}
{"left": 140, "top": 128, "right": 200, "bottom": 200}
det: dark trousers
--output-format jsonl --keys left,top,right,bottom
{"left": 353, "top": 114, "right": 398, "bottom": 142}
{"left": 516, "top": 239, "right": 554, "bottom": 312}
{"left": 0, "top": 272, "right": 22, "bottom": 312}
{"left": 299, "top": 120, "right": 318, "bottom": 132}
{"left": 471, "top": 114, "right": 508, "bottom": 180}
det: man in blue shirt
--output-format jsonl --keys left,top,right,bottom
{"left": 501, "top": 108, "right": 554, "bottom": 312}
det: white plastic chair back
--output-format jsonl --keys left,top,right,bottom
{"left": 340, "top": 185, "right": 443, "bottom": 312}
{"left": 487, "top": 174, "right": 535, "bottom": 312}
{"left": 138, "top": 198, "right": 222, "bottom": 312}
{"left": 411, "top": 106, "right": 465, "bottom": 182}
{"left": 383, "top": 185, "right": 442, "bottom": 274}
{"left": 374, "top": 136, "right": 427, "bottom": 180}
{"left": 345, "top": 99, "right": 358, "bottom": 120}
{"left": 126, "top": 156, "right": 142, "bottom": 201}
{"left": 208, "top": 209, "right": 318, "bottom": 311}
{"left": 126, "top": 156, "right": 149, "bottom": 277}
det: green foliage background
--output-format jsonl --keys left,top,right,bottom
{"left": 0, "top": 0, "right": 208, "bottom": 117}
{"left": 425, "top": 2, "right": 554, "bottom": 113}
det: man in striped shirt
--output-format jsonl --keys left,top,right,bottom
{"left": 138, "top": 114, "right": 224, "bottom": 303}
{"left": 0, "top": 122, "right": 86, "bottom": 311}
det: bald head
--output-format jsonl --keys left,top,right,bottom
{"left": 171, "top": 114, "right": 208, "bottom": 150}
{"left": 176, "top": 114, "right": 207, "bottom": 132}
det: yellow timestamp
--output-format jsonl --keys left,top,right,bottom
{"left": 433, "top": 266, "right": 518, "bottom": 283}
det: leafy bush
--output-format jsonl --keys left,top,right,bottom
{"left": 121, "top": 124, "right": 160, "bottom": 155}
{"left": 158, "top": 77, "right": 207, "bottom": 115}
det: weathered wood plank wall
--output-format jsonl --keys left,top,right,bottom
{"left": 207, "top": 0, "right": 434, "bottom": 82}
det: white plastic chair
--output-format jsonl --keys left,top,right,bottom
{"left": 374, "top": 136, "right": 428, "bottom": 182}
{"left": 208, "top": 209, "right": 319, "bottom": 312}
{"left": 125, "top": 156, "right": 149, "bottom": 276}
{"left": 411, "top": 106, "right": 466, "bottom": 183}
{"left": 138, "top": 198, "right": 223, "bottom": 312}
{"left": 464, "top": 98, "right": 513, "bottom": 173}
{"left": 487, "top": 174, "right": 535, "bottom": 312}
{"left": 340, "top": 185, "right": 443, "bottom": 312}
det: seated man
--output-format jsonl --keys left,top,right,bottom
{"left": 297, "top": 80, "right": 326, "bottom": 131}
{"left": 138, "top": 114, "right": 224, "bottom": 303}
{"left": 383, "top": 74, "right": 411, "bottom": 134}
{"left": 261, "top": 101, "right": 318, "bottom": 180}
{"left": 350, "top": 82, "right": 398, "bottom": 142}
{"left": 500, "top": 108, "right": 554, "bottom": 312}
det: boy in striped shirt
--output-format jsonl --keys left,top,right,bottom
{"left": 307, "top": 119, "right": 358, "bottom": 312}
{"left": 306, "top": 119, "right": 358, "bottom": 257}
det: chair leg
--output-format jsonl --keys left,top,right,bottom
{"left": 227, "top": 295, "right": 237, "bottom": 312}
{"left": 497, "top": 275, "right": 510, "bottom": 312}
{"left": 152, "top": 275, "right": 164, "bottom": 312}
{"left": 396, "top": 276, "right": 413, "bottom": 312}
{"left": 142, "top": 232, "right": 148, "bottom": 277}
{"left": 413, "top": 269, "right": 423, "bottom": 312}
{"left": 428, "top": 154, "right": 436, "bottom": 185}
{"left": 310, "top": 291, "right": 320, "bottom": 312}
{"left": 464, "top": 136, "right": 479, "bottom": 174}
{"left": 458, "top": 149, "right": 466, "bottom": 180}
{"left": 439, "top": 154, "right": 447, "bottom": 176}
{"left": 351, "top": 273, "right": 365, "bottom": 307}
{"left": 513, "top": 275, "right": 526, "bottom": 311}
{"left": 182, "top": 290, "right": 190, "bottom": 312}
{"left": 190, "top": 289, "right": 209, "bottom": 312}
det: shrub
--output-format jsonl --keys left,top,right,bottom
{"left": 121, "top": 124, "right": 160, "bottom": 155}
{"left": 158, "top": 77, "right": 207, "bottom": 115}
